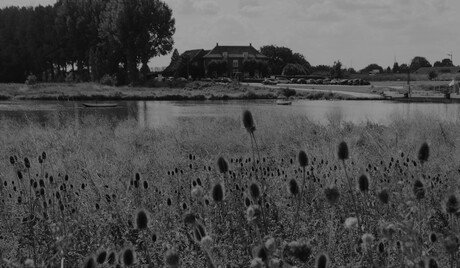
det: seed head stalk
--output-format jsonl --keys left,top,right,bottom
{"left": 292, "top": 165, "right": 307, "bottom": 238}
{"left": 342, "top": 160, "right": 360, "bottom": 229}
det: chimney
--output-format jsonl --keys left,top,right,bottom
{"left": 216, "top": 42, "right": 219, "bottom": 47}
{"left": 249, "top": 43, "right": 252, "bottom": 47}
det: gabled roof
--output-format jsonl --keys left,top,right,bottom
{"left": 414, "top": 66, "right": 460, "bottom": 74}
{"left": 203, "top": 44, "right": 268, "bottom": 59}
{"left": 163, "top": 49, "right": 207, "bottom": 75}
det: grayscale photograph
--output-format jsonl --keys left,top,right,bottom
{"left": 0, "top": 0, "right": 459, "bottom": 267}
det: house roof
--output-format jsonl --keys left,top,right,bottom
{"left": 203, "top": 44, "right": 268, "bottom": 59}
{"left": 414, "top": 66, "right": 460, "bottom": 74}
{"left": 163, "top": 49, "right": 207, "bottom": 75}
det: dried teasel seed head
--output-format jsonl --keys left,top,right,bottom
{"left": 445, "top": 194, "right": 459, "bottom": 215}
{"left": 96, "top": 250, "right": 107, "bottom": 264}
{"left": 24, "top": 157, "right": 30, "bottom": 169}
{"left": 413, "top": 179, "right": 425, "bottom": 200}
{"left": 324, "top": 185, "right": 340, "bottom": 205}
{"left": 135, "top": 209, "right": 148, "bottom": 230}
{"left": 316, "top": 253, "right": 329, "bottom": 268}
{"left": 377, "top": 188, "right": 390, "bottom": 204}
{"left": 298, "top": 150, "right": 308, "bottom": 167}
{"left": 122, "top": 248, "right": 135, "bottom": 266}
{"left": 444, "top": 235, "right": 459, "bottom": 254}
{"left": 249, "top": 182, "right": 260, "bottom": 200}
{"left": 429, "top": 233, "right": 437, "bottom": 243}
{"left": 165, "top": 249, "right": 180, "bottom": 267}
{"left": 338, "top": 141, "right": 349, "bottom": 160}
{"left": 107, "top": 251, "right": 116, "bottom": 265}
{"left": 9, "top": 156, "right": 15, "bottom": 165}
{"left": 217, "top": 156, "right": 228, "bottom": 173}
{"left": 358, "top": 174, "right": 369, "bottom": 192}
{"left": 212, "top": 183, "right": 224, "bottom": 202}
{"left": 83, "top": 256, "right": 96, "bottom": 268}
{"left": 288, "top": 178, "right": 299, "bottom": 196}
{"left": 242, "top": 110, "right": 256, "bottom": 133}
{"left": 428, "top": 258, "right": 439, "bottom": 268}
{"left": 418, "top": 142, "right": 429, "bottom": 163}
{"left": 183, "top": 212, "right": 197, "bottom": 225}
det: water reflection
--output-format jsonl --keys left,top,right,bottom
{"left": 1, "top": 100, "right": 460, "bottom": 128}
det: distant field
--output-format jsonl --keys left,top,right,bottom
{"left": 0, "top": 111, "right": 460, "bottom": 267}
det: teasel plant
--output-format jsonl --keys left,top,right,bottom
{"left": 338, "top": 141, "right": 360, "bottom": 229}
{"left": 242, "top": 110, "right": 268, "bottom": 234}
{"left": 291, "top": 150, "right": 308, "bottom": 238}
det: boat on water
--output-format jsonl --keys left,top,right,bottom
{"left": 276, "top": 100, "right": 292, "bottom": 105}
{"left": 82, "top": 103, "right": 118, "bottom": 108}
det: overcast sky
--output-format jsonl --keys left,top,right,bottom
{"left": 2, "top": 0, "right": 459, "bottom": 70}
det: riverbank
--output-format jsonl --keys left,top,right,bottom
{"left": 0, "top": 82, "right": 380, "bottom": 101}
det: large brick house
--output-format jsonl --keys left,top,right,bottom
{"left": 203, "top": 43, "right": 268, "bottom": 78}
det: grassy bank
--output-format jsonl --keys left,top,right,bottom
{"left": 1, "top": 111, "right": 460, "bottom": 267}
{"left": 0, "top": 82, "right": 355, "bottom": 101}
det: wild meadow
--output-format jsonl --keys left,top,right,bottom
{"left": 1, "top": 109, "right": 460, "bottom": 267}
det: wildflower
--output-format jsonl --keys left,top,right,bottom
{"left": 316, "top": 253, "right": 329, "bottom": 268}
{"left": 165, "top": 249, "right": 180, "bottom": 268}
{"left": 298, "top": 150, "right": 308, "bottom": 167}
{"left": 358, "top": 174, "right": 369, "bottom": 192}
{"left": 269, "top": 258, "right": 281, "bottom": 268}
{"left": 265, "top": 237, "right": 276, "bottom": 252}
{"left": 191, "top": 185, "right": 204, "bottom": 201}
{"left": 338, "top": 141, "right": 349, "bottom": 160}
{"left": 344, "top": 217, "right": 358, "bottom": 229}
{"left": 246, "top": 205, "right": 261, "bottom": 222}
{"left": 418, "top": 142, "right": 429, "bottom": 163}
{"left": 243, "top": 110, "right": 256, "bottom": 133}
{"left": 217, "top": 156, "right": 228, "bottom": 173}
{"left": 212, "top": 183, "right": 224, "bottom": 202}
{"left": 200, "top": 235, "right": 213, "bottom": 251}
{"left": 324, "top": 185, "right": 340, "bottom": 205}
{"left": 361, "top": 233, "right": 375, "bottom": 250}
{"left": 250, "top": 258, "right": 264, "bottom": 268}
{"left": 135, "top": 209, "right": 149, "bottom": 230}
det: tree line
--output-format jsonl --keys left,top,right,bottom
{"left": 0, "top": 0, "right": 175, "bottom": 84}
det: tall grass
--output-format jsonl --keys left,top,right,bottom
{"left": 0, "top": 111, "right": 460, "bottom": 267}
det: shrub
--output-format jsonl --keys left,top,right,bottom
{"left": 428, "top": 71, "right": 438, "bottom": 80}
{"left": 279, "top": 87, "right": 296, "bottom": 98}
{"left": 100, "top": 74, "right": 118, "bottom": 86}
{"left": 25, "top": 74, "right": 37, "bottom": 85}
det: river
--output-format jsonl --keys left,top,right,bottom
{"left": 1, "top": 100, "right": 460, "bottom": 128}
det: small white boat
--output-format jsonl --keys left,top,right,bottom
{"left": 82, "top": 103, "right": 118, "bottom": 108}
{"left": 276, "top": 100, "right": 292, "bottom": 105}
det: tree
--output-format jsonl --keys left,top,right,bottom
{"left": 170, "top": 48, "right": 180, "bottom": 63}
{"left": 409, "top": 56, "right": 431, "bottom": 72}
{"left": 428, "top": 71, "right": 438, "bottom": 80}
{"left": 260, "top": 45, "right": 310, "bottom": 75}
{"left": 207, "top": 60, "right": 227, "bottom": 77}
{"left": 360, "top": 63, "right": 383, "bottom": 74}
{"left": 282, "top": 63, "right": 307, "bottom": 76}
{"left": 434, "top": 58, "right": 453, "bottom": 67}
{"left": 101, "top": 0, "right": 175, "bottom": 83}
{"left": 330, "top": 61, "right": 343, "bottom": 79}
{"left": 399, "top": 64, "right": 409, "bottom": 73}
{"left": 392, "top": 62, "right": 400, "bottom": 73}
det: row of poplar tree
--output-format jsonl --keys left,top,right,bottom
{"left": 0, "top": 0, "right": 175, "bottom": 84}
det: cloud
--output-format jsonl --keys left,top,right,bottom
{"left": 171, "top": 0, "right": 220, "bottom": 15}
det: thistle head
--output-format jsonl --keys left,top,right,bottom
{"left": 418, "top": 142, "right": 429, "bottom": 164}
{"left": 298, "top": 150, "right": 308, "bottom": 167}
{"left": 338, "top": 141, "right": 349, "bottom": 160}
{"left": 243, "top": 110, "right": 256, "bottom": 133}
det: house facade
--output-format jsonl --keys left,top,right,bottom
{"left": 203, "top": 43, "right": 268, "bottom": 79}
{"left": 163, "top": 49, "right": 209, "bottom": 79}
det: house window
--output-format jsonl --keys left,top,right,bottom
{"left": 233, "top": 60, "right": 238, "bottom": 68}
{"left": 223, "top": 52, "right": 228, "bottom": 58}
{"left": 243, "top": 52, "right": 248, "bottom": 59}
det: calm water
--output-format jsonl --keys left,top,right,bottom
{"left": 1, "top": 100, "right": 460, "bottom": 128}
